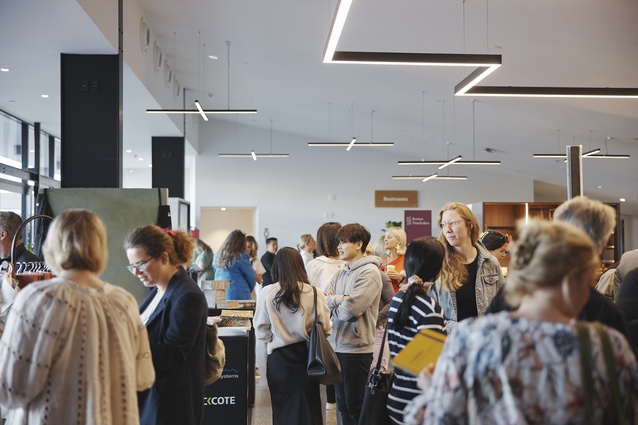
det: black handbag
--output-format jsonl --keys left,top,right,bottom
{"left": 359, "top": 325, "right": 394, "bottom": 425}
{"left": 307, "top": 286, "right": 342, "bottom": 385}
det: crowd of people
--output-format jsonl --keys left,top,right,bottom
{"left": 0, "top": 194, "right": 636, "bottom": 425}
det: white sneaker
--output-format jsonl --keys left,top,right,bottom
{"left": 326, "top": 402, "right": 336, "bottom": 410}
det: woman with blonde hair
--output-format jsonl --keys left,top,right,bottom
{"left": 297, "top": 233, "right": 317, "bottom": 266}
{"left": 125, "top": 225, "right": 207, "bottom": 425}
{"left": 415, "top": 219, "right": 638, "bottom": 424}
{"left": 381, "top": 227, "right": 407, "bottom": 292}
{"left": 429, "top": 202, "right": 504, "bottom": 332}
{"left": 214, "top": 230, "right": 256, "bottom": 300}
{"left": 0, "top": 210, "right": 155, "bottom": 424}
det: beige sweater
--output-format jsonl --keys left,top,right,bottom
{"left": 254, "top": 282, "right": 332, "bottom": 354}
{"left": 0, "top": 278, "right": 155, "bottom": 425}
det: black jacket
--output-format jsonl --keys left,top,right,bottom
{"left": 138, "top": 268, "right": 208, "bottom": 425}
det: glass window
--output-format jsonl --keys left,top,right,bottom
{"left": 27, "top": 125, "right": 35, "bottom": 169}
{"left": 40, "top": 131, "right": 50, "bottom": 177}
{"left": 0, "top": 111, "right": 22, "bottom": 168}
{"left": 54, "top": 137, "right": 61, "bottom": 181}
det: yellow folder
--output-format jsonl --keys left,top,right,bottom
{"left": 391, "top": 328, "right": 447, "bottom": 376}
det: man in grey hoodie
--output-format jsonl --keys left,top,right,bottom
{"left": 325, "top": 223, "right": 382, "bottom": 425}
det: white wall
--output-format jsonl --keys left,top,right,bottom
{"left": 194, "top": 119, "right": 535, "bottom": 250}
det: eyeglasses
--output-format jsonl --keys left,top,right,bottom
{"left": 127, "top": 257, "right": 153, "bottom": 274}
{"left": 439, "top": 220, "right": 463, "bottom": 230}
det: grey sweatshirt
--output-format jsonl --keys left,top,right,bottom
{"left": 325, "top": 256, "right": 382, "bottom": 354}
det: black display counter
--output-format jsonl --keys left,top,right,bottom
{"left": 203, "top": 328, "right": 250, "bottom": 425}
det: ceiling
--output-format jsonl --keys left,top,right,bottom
{"left": 1, "top": 0, "right": 638, "bottom": 212}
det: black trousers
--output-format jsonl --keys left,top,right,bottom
{"left": 334, "top": 352, "right": 373, "bottom": 425}
{"left": 267, "top": 342, "right": 322, "bottom": 425}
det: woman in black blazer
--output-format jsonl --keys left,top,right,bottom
{"left": 125, "top": 225, "right": 208, "bottom": 425}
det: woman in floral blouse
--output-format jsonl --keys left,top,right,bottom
{"left": 409, "top": 219, "right": 638, "bottom": 424}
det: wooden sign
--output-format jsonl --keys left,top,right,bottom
{"left": 375, "top": 190, "right": 418, "bottom": 208}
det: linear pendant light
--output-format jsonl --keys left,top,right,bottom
{"left": 324, "top": 0, "right": 638, "bottom": 99}
{"left": 219, "top": 119, "right": 289, "bottom": 159}
{"left": 323, "top": 0, "right": 501, "bottom": 96}
{"left": 308, "top": 108, "right": 394, "bottom": 149}
{"left": 392, "top": 174, "right": 468, "bottom": 181}
{"left": 534, "top": 134, "right": 630, "bottom": 159}
{"left": 147, "top": 39, "right": 257, "bottom": 118}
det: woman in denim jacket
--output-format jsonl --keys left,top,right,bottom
{"left": 428, "top": 202, "right": 504, "bottom": 333}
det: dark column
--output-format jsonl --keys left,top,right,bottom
{"left": 152, "top": 137, "right": 185, "bottom": 199}
{"left": 566, "top": 145, "right": 583, "bottom": 199}
{"left": 60, "top": 54, "right": 122, "bottom": 188}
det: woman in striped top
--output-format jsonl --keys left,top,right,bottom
{"left": 386, "top": 237, "right": 446, "bottom": 424}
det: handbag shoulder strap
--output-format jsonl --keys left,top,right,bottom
{"left": 374, "top": 325, "right": 389, "bottom": 370}
{"left": 577, "top": 321, "right": 595, "bottom": 425}
{"left": 592, "top": 322, "right": 625, "bottom": 424}
{"left": 312, "top": 286, "right": 318, "bottom": 326}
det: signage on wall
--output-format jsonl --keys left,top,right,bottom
{"left": 375, "top": 190, "right": 418, "bottom": 208}
{"left": 404, "top": 210, "right": 432, "bottom": 243}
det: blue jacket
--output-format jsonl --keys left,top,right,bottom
{"left": 138, "top": 268, "right": 208, "bottom": 425}
{"left": 214, "top": 252, "right": 256, "bottom": 300}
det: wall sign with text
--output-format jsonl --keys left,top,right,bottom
{"left": 374, "top": 190, "right": 418, "bottom": 208}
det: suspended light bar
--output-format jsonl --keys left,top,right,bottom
{"left": 422, "top": 174, "right": 438, "bottom": 182}
{"left": 194, "top": 100, "right": 208, "bottom": 121}
{"left": 324, "top": 1, "right": 638, "bottom": 99}
{"left": 346, "top": 137, "right": 357, "bottom": 151}
{"left": 582, "top": 148, "right": 601, "bottom": 157}
{"left": 308, "top": 141, "right": 394, "bottom": 148}
{"left": 437, "top": 156, "right": 462, "bottom": 170}
{"left": 398, "top": 159, "right": 500, "bottom": 166}
{"left": 392, "top": 175, "right": 468, "bottom": 181}
{"left": 218, "top": 153, "right": 290, "bottom": 158}
{"left": 457, "top": 86, "right": 638, "bottom": 98}
{"left": 146, "top": 109, "right": 257, "bottom": 115}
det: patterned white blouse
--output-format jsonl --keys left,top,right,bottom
{"left": 0, "top": 278, "right": 155, "bottom": 425}
{"left": 414, "top": 312, "right": 638, "bottom": 424}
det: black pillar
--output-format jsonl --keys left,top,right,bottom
{"left": 60, "top": 53, "right": 122, "bottom": 188}
{"left": 566, "top": 145, "right": 583, "bottom": 199}
{"left": 152, "top": 137, "right": 185, "bottom": 199}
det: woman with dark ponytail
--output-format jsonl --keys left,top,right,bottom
{"left": 386, "top": 237, "right": 446, "bottom": 424}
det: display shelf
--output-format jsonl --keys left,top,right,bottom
{"left": 470, "top": 201, "right": 621, "bottom": 267}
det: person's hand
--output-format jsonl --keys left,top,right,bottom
{"left": 325, "top": 289, "right": 335, "bottom": 296}
{"left": 386, "top": 270, "right": 402, "bottom": 281}
{"left": 416, "top": 363, "right": 435, "bottom": 391}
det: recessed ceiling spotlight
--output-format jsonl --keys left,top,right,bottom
{"left": 221, "top": 207, "right": 227, "bottom": 211}
{"left": 620, "top": 198, "right": 626, "bottom": 202}
{"left": 0, "top": 68, "right": 9, "bottom": 72}
{"left": 596, "top": 185, "right": 603, "bottom": 189}
{"left": 126, "top": 149, "right": 132, "bottom": 154}
{"left": 41, "top": 94, "right": 49, "bottom": 98}
{"left": 138, "top": 157, "right": 144, "bottom": 161}
{"left": 208, "top": 55, "right": 218, "bottom": 60}
{"left": 148, "top": 164, "right": 152, "bottom": 168}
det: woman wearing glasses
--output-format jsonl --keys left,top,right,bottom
{"left": 125, "top": 225, "right": 208, "bottom": 425}
{"left": 429, "top": 202, "right": 504, "bottom": 333}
